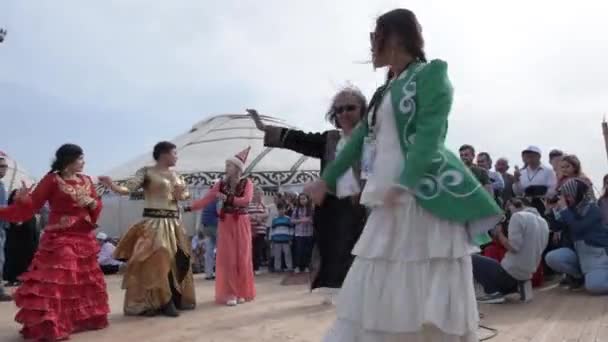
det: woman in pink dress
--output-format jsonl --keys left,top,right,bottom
{"left": 185, "top": 147, "right": 256, "bottom": 306}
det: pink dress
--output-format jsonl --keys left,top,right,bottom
{"left": 191, "top": 178, "right": 256, "bottom": 303}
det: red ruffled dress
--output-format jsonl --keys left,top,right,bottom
{"left": 0, "top": 173, "right": 109, "bottom": 341}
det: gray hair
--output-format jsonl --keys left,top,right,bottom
{"left": 325, "top": 86, "right": 367, "bottom": 129}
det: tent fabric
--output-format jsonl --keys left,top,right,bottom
{"left": 99, "top": 114, "right": 320, "bottom": 194}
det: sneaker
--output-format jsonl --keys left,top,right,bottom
{"left": 294, "top": 269, "right": 301, "bottom": 274}
{"left": 226, "top": 298, "right": 238, "bottom": 306}
{"left": 304, "top": 268, "right": 310, "bottom": 273}
{"left": 237, "top": 298, "right": 246, "bottom": 304}
{"left": 477, "top": 292, "right": 506, "bottom": 304}
{"left": 205, "top": 275, "right": 216, "bottom": 281}
{"left": 559, "top": 276, "right": 569, "bottom": 287}
{"left": 254, "top": 270, "right": 261, "bottom": 276}
{"left": 568, "top": 278, "right": 585, "bottom": 291}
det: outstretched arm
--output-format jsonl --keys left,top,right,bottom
{"left": 100, "top": 168, "right": 146, "bottom": 196}
{"left": 0, "top": 175, "right": 54, "bottom": 223}
{"left": 189, "top": 182, "right": 221, "bottom": 212}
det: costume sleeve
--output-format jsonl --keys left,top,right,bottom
{"left": 86, "top": 176, "right": 103, "bottom": 223}
{"left": 264, "top": 126, "right": 327, "bottom": 159}
{"left": 175, "top": 173, "right": 190, "bottom": 201}
{"left": 115, "top": 167, "right": 147, "bottom": 193}
{"left": 321, "top": 122, "right": 367, "bottom": 191}
{"left": 399, "top": 60, "right": 453, "bottom": 188}
{"left": 0, "top": 174, "right": 54, "bottom": 223}
{"left": 230, "top": 180, "right": 254, "bottom": 207}
{"left": 190, "top": 181, "right": 220, "bottom": 211}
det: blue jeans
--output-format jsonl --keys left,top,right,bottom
{"left": 472, "top": 254, "right": 519, "bottom": 295}
{"left": 545, "top": 242, "right": 608, "bottom": 294}
{"left": 204, "top": 228, "right": 217, "bottom": 276}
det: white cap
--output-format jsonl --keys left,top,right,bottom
{"left": 522, "top": 145, "right": 542, "bottom": 155}
{"left": 96, "top": 232, "right": 108, "bottom": 240}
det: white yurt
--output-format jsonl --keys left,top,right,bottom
{"left": 97, "top": 114, "right": 320, "bottom": 238}
{"left": 0, "top": 150, "right": 36, "bottom": 193}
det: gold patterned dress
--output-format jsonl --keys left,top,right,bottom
{"left": 113, "top": 167, "right": 196, "bottom": 315}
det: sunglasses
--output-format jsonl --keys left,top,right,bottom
{"left": 334, "top": 104, "right": 357, "bottom": 114}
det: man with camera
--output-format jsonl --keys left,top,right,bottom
{"left": 474, "top": 198, "right": 550, "bottom": 303}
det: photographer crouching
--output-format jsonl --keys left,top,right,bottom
{"left": 545, "top": 178, "right": 608, "bottom": 294}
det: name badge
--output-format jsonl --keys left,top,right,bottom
{"left": 361, "top": 136, "right": 377, "bottom": 180}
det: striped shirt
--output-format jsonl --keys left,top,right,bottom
{"left": 270, "top": 216, "right": 294, "bottom": 242}
{"left": 248, "top": 202, "right": 268, "bottom": 235}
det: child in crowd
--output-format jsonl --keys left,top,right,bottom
{"left": 270, "top": 203, "right": 294, "bottom": 272}
{"left": 291, "top": 193, "right": 314, "bottom": 273}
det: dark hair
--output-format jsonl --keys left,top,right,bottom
{"left": 602, "top": 174, "right": 608, "bottom": 199}
{"left": 375, "top": 9, "right": 427, "bottom": 63}
{"left": 277, "top": 202, "right": 286, "bottom": 211}
{"left": 153, "top": 141, "right": 176, "bottom": 161}
{"left": 459, "top": 144, "right": 475, "bottom": 154}
{"left": 325, "top": 87, "right": 368, "bottom": 129}
{"left": 549, "top": 149, "right": 564, "bottom": 161}
{"left": 50, "top": 144, "right": 84, "bottom": 174}
{"left": 478, "top": 152, "right": 492, "bottom": 164}
{"left": 509, "top": 197, "right": 531, "bottom": 209}
{"left": 294, "top": 193, "right": 313, "bottom": 217}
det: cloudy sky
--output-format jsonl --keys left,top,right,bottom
{"left": 1, "top": 0, "right": 607, "bottom": 187}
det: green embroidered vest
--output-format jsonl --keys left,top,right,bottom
{"left": 322, "top": 60, "right": 502, "bottom": 240}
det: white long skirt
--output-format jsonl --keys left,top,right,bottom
{"left": 323, "top": 193, "right": 480, "bottom": 342}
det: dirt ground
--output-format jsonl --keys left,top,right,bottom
{"left": 1, "top": 273, "right": 605, "bottom": 342}
{"left": 0, "top": 273, "right": 334, "bottom": 342}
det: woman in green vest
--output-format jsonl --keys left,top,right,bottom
{"left": 305, "top": 8, "right": 502, "bottom": 341}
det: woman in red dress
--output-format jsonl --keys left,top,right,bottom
{"left": 0, "top": 144, "right": 109, "bottom": 341}
{"left": 185, "top": 147, "right": 256, "bottom": 306}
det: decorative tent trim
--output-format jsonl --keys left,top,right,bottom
{"left": 96, "top": 169, "right": 319, "bottom": 197}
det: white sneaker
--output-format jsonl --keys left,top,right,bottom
{"left": 237, "top": 298, "right": 246, "bottom": 304}
{"left": 226, "top": 298, "right": 237, "bottom": 306}
{"left": 254, "top": 270, "right": 261, "bottom": 276}
{"left": 294, "top": 269, "right": 301, "bottom": 274}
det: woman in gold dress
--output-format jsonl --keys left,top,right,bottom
{"left": 99, "top": 141, "right": 195, "bottom": 317}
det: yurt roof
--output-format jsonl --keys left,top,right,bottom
{"left": 0, "top": 150, "right": 36, "bottom": 193}
{"left": 105, "top": 114, "right": 320, "bottom": 188}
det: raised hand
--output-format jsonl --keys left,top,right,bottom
{"left": 246, "top": 109, "right": 266, "bottom": 131}
{"left": 513, "top": 166, "right": 521, "bottom": 182}
{"left": 15, "top": 181, "right": 34, "bottom": 203}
